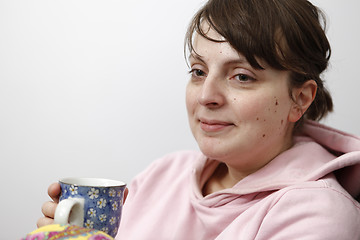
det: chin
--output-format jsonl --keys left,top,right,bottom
{"left": 198, "top": 145, "right": 231, "bottom": 162}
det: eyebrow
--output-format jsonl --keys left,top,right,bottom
{"left": 189, "top": 52, "right": 250, "bottom": 67}
{"left": 188, "top": 53, "right": 205, "bottom": 63}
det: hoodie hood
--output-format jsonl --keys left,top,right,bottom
{"left": 194, "top": 120, "right": 360, "bottom": 201}
{"left": 302, "top": 120, "right": 360, "bottom": 200}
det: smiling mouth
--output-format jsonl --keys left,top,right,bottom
{"left": 199, "top": 119, "right": 234, "bottom": 132}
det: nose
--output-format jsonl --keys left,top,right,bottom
{"left": 197, "top": 75, "right": 225, "bottom": 108}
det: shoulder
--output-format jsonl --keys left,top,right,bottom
{"left": 145, "top": 150, "right": 203, "bottom": 174}
{"left": 259, "top": 178, "right": 360, "bottom": 239}
{"left": 128, "top": 150, "right": 202, "bottom": 189}
{"left": 274, "top": 176, "right": 360, "bottom": 211}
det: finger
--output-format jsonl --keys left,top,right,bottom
{"left": 123, "top": 188, "right": 129, "bottom": 203}
{"left": 37, "top": 217, "right": 54, "bottom": 228}
{"left": 41, "top": 201, "right": 58, "bottom": 219}
{"left": 48, "top": 183, "right": 61, "bottom": 203}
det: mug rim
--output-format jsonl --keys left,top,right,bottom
{"left": 59, "top": 177, "right": 126, "bottom": 187}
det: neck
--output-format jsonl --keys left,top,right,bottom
{"left": 202, "top": 132, "right": 294, "bottom": 196}
{"left": 202, "top": 162, "right": 246, "bottom": 196}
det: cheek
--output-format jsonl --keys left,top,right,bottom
{"left": 259, "top": 96, "right": 293, "bottom": 137}
{"left": 231, "top": 94, "right": 270, "bottom": 121}
{"left": 271, "top": 94, "right": 293, "bottom": 119}
{"left": 185, "top": 86, "right": 195, "bottom": 112}
{"left": 185, "top": 86, "right": 198, "bottom": 121}
{"left": 232, "top": 93, "right": 291, "bottom": 126}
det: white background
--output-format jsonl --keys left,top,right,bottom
{"left": 0, "top": 0, "right": 359, "bottom": 238}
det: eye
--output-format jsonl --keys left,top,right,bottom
{"left": 233, "top": 74, "right": 255, "bottom": 82}
{"left": 189, "top": 69, "right": 207, "bottom": 78}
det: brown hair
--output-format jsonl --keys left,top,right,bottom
{"left": 185, "top": 0, "right": 333, "bottom": 122}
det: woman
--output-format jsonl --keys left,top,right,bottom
{"left": 38, "top": 0, "right": 360, "bottom": 239}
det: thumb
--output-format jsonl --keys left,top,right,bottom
{"left": 123, "top": 187, "right": 129, "bottom": 203}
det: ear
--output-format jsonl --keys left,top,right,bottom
{"left": 288, "top": 80, "right": 317, "bottom": 122}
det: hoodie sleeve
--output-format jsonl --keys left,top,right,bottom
{"left": 255, "top": 181, "right": 360, "bottom": 240}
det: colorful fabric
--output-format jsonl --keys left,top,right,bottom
{"left": 21, "top": 224, "right": 113, "bottom": 240}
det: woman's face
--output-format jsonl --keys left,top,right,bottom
{"left": 186, "top": 27, "right": 297, "bottom": 174}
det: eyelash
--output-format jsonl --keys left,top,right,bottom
{"left": 188, "top": 69, "right": 206, "bottom": 78}
{"left": 232, "top": 74, "right": 256, "bottom": 82}
{"left": 188, "top": 66, "right": 257, "bottom": 86}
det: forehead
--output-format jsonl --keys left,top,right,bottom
{"left": 192, "top": 28, "right": 243, "bottom": 62}
{"left": 199, "top": 21, "right": 225, "bottom": 41}
{"left": 191, "top": 31, "right": 272, "bottom": 70}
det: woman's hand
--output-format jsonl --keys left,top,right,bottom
{"left": 36, "top": 182, "right": 129, "bottom": 228}
{"left": 37, "top": 183, "right": 61, "bottom": 228}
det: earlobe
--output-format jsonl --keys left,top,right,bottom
{"left": 288, "top": 105, "right": 303, "bottom": 123}
{"left": 288, "top": 80, "right": 317, "bottom": 122}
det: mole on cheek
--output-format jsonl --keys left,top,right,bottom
{"left": 274, "top": 96, "right": 279, "bottom": 106}
{"left": 262, "top": 134, "right": 266, "bottom": 138}
{"left": 281, "top": 119, "right": 284, "bottom": 125}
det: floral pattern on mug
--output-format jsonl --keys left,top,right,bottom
{"left": 88, "top": 188, "right": 99, "bottom": 199}
{"left": 59, "top": 182, "right": 125, "bottom": 238}
{"left": 108, "top": 189, "right": 116, "bottom": 197}
{"left": 69, "top": 185, "right": 78, "bottom": 195}
{"left": 111, "top": 201, "right": 118, "bottom": 211}
{"left": 88, "top": 208, "right": 97, "bottom": 218}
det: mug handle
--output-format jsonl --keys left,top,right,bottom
{"left": 54, "top": 198, "right": 85, "bottom": 227}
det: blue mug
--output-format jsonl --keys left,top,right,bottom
{"left": 54, "top": 177, "right": 126, "bottom": 238}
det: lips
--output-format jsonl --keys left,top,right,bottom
{"left": 199, "top": 118, "right": 234, "bottom": 132}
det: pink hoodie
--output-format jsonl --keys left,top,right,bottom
{"left": 117, "top": 121, "right": 360, "bottom": 239}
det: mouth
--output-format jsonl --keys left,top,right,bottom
{"left": 199, "top": 118, "right": 234, "bottom": 132}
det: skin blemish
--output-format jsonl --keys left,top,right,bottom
{"left": 262, "top": 134, "right": 266, "bottom": 138}
{"left": 233, "top": 97, "right": 237, "bottom": 101}
{"left": 274, "top": 96, "right": 279, "bottom": 106}
{"left": 281, "top": 119, "right": 284, "bottom": 125}
{"left": 256, "top": 117, "right": 259, "bottom": 121}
